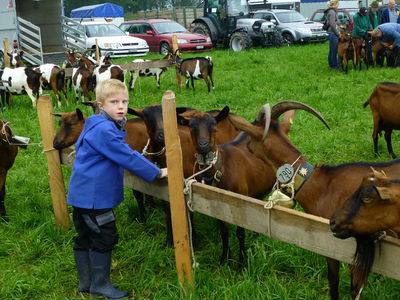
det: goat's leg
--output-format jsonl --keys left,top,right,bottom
{"left": 350, "top": 273, "right": 364, "bottom": 300}
{"left": 190, "top": 76, "right": 195, "bottom": 90}
{"left": 384, "top": 130, "right": 396, "bottom": 158}
{"left": 51, "top": 81, "right": 61, "bottom": 108}
{"left": 132, "top": 189, "right": 146, "bottom": 223}
{"left": 129, "top": 71, "right": 138, "bottom": 91}
{"left": 236, "top": 226, "right": 246, "bottom": 267}
{"left": 163, "top": 202, "right": 173, "bottom": 246}
{"left": 218, "top": 220, "right": 230, "bottom": 264}
{"left": 209, "top": 74, "right": 215, "bottom": 91}
{"left": 25, "top": 88, "right": 37, "bottom": 108}
{"left": 203, "top": 76, "right": 211, "bottom": 93}
{"left": 185, "top": 76, "right": 190, "bottom": 89}
{"left": 156, "top": 74, "right": 160, "bottom": 89}
{"left": 372, "top": 116, "right": 380, "bottom": 157}
{"left": 326, "top": 257, "right": 340, "bottom": 300}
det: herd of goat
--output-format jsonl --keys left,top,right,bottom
{"left": 1, "top": 47, "right": 400, "bottom": 299}
{"left": 0, "top": 48, "right": 215, "bottom": 108}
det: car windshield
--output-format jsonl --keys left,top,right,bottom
{"left": 276, "top": 11, "right": 306, "bottom": 23}
{"left": 152, "top": 21, "right": 188, "bottom": 34}
{"left": 86, "top": 24, "right": 125, "bottom": 37}
{"left": 228, "top": 0, "right": 249, "bottom": 16}
{"left": 348, "top": 10, "right": 358, "bottom": 18}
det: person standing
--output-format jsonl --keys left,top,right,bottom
{"left": 325, "top": 0, "right": 341, "bottom": 70}
{"left": 368, "top": 1, "right": 381, "bottom": 28}
{"left": 68, "top": 79, "right": 167, "bottom": 299}
{"left": 381, "top": 0, "right": 400, "bottom": 24}
{"left": 353, "top": 7, "right": 373, "bottom": 66}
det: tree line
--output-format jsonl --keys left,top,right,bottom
{"left": 63, "top": 0, "right": 202, "bottom": 17}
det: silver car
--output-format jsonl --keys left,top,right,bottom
{"left": 252, "top": 9, "right": 327, "bottom": 45}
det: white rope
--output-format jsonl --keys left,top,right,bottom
{"left": 141, "top": 139, "right": 165, "bottom": 157}
{"left": 0, "top": 121, "right": 11, "bottom": 144}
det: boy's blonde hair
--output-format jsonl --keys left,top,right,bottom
{"left": 95, "top": 79, "right": 128, "bottom": 104}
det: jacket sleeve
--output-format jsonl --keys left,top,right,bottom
{"left": 382, "top": 9, "right": 389, "bottom": 24}
{"left": 86, "top": 124, "right": 160, "bottom": 182}
{"left": 328, "top": 11, "right": 340, "bottom": 36}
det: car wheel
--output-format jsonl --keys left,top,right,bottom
{"left": 282, "top": 33, "right": 294, "bottom": 46}
{"left": 229, "top": 32, "right": 253, "bottom": 52}
{"left": 159, "top": 43, "right": 171, "bottom": 55}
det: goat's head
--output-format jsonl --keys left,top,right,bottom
{"left": 53, "top": 108, "right": 87, "bottom": 149}
{"left": 178, "top": 106, "right": 230, "bottom": 156}
{"left": 7, "top": 50, "right": 24, "bottom": 67}
{"left": 228, "top": 101, "right": 330, "bottom": 171}
{"left": 64, "top": 48, "right": 78, "bottom": 66}
{"left": 330, "top": 169, "right": 400, "bottom": 239}
{"left": 339, "top": 31, "right": 351, "bottom": 43}
{"left": 130, "top": 104, "right": 190, "bottom": 150}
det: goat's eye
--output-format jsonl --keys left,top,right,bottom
{"left": 362, "top": 197, "right": 373, "bottom": 204}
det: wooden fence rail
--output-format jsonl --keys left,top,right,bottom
{"left": 59, "top": 146, "right": 400, "bottom": 282}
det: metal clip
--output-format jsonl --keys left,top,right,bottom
{"left": 214, "top": 170, "right": 222, "bottom": 183}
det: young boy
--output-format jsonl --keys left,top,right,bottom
{"left": 67, "top": 79, "right": 167, "bottom": 299}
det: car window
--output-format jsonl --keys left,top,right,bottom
{"left": 275, "top": 11, "right": 306, "bottom": 23}
{"left": 348, "top": 10, "right": 358, "bottom": 19}
{"left": 312, "top": 12, "right": 325, "bottom": 22}
{"left": 119, "top": 24, "right": 131, "bottom": 32}
{"left": 338, "top": 12, "right": 350, "bottom": 25}
{"left": 152, "top": 21, "right": 188, "bottom": 34}
{"left": 140, "top": 24, "right": 153, "bottom": 34}
{"left": 254, "top": 12, "right": 275, "bottom": 21}
{"left": 86, "top": 24, "right": 125, "bottom": 37}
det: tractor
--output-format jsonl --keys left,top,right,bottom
{"left": 190, "top": 0, "right": 283, "bottom": 51}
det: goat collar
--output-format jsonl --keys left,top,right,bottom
{"left": 281, "top": 161, "right": 314, "bottom": 197}
{"left": 197, "top": 150, "right": 222, "bottom": 186}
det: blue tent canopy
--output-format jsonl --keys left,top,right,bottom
{"left": 70, "top": 3, "right": 124, "bottom": 18}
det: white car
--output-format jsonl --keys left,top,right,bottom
{"left": 65, "top": 21, "right": 149, "bottom": 57}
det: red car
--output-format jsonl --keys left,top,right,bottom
{"left": 310, "top": 8, "right": 358, "bottom": 32}
{"left": 120, "top": 19, "right": 213, "bottom": 54}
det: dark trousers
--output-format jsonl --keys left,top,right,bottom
{"left": 72, "top": 207, "right": 119, "bottom": 252}
{"left": 328, "top": 33, "right": 340, "bottom": 69}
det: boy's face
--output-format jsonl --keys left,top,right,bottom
{"left": 98, "top": 91, "right": 129, "bottom": 121}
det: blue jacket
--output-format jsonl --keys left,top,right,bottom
{"left": 378, "top": 23, "right": 400, "bottom": 47}
{"left": 67, "top": 114, "right": 160, "bottom": 209}
{"left": 381, "top": 7, "right": 400, "bottom": 24}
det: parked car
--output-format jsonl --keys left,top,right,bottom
{"left": 310, "top": 8, "right": 358, "bottom": 32}
{"left": 64, "top": 21, "right": 149, "bottom": 57}
{"left": 251, "top": 9, "right": 327, "bottom": 45}
{"left": 120, "top": 19, "right": 213, "bottom": 54}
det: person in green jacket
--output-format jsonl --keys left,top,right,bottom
{"left": 352, "top": 7, "right": 374, "bottom": 65}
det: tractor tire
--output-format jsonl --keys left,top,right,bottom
{"left": 282, "top": 33, "right": 294, "bottom": 46}
{"left": 190, "top": 22, "right": 211, "bottom": 39}
{"left": 272, "top": 31, "right": 284, "bottom": 48}
{"left": 229, "top": 32, "right": 253, "bottom": 52}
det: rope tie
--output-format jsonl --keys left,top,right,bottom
{"left": 141, "top": 139, "right": 165, "bottom": 156}
{"left": 1, "top": 121, "right": 12, "bottom": 144}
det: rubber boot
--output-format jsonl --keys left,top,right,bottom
{"left": 89, "top": 250, "right": 128, "bottom": 299}
{"left": 73, "top": 250, "right": 91, "bottom": 293}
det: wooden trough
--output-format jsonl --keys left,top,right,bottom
{"left": 36, "top": 91, "right": 400, "bottom": 289}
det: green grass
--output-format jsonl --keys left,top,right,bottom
{"left": 1, "top": 43, "right": 400, "bottom": 299}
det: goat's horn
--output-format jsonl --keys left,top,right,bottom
{"left": 81, "top": 49, "right": 92, "bottom": 57}
{"left": 271, "top": 101, "right": 330, "bottom": 130}
{"left": 256, "top": 104, "right": 271, "bottom": 141}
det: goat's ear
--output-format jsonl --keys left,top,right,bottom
{"left": 280, "top": 110, "right": 295, "bottom": 135}
{"left": 375, "top": 186, "right": 393, "bottom": 202}
{"left": 215, "top": 106, "right": 230, "bottom": 123}
{"left": 176, "top": 107, "right": 190, "bottom": 115}
{"left": 6, "top": 52, "right": 11, "bottom": 57}
{"left": 128, "top": 108, "right": 144, "bottom": 118}
{"left": 228, "top": 114, "right": 264, "bottom": 141}
{"left": 19, "top": 50, "right": 23, "bottom": 57}
{"left": 76, "top": 108, "right": 84, "bottom": 120}
{"left": 177, "top": 115, "right": 189, "bottom": 126}
{"left": 52, "top": 113, "right": 63, "bottom": 118}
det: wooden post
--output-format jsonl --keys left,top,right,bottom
{"left": 3, "top": 38, "right": 10, "bottom": 67}
{"left": 37, "top": 95, "right": 70, "bottom": 231}
{"left": 172, "top": 35, "right": 182, "bottom": 87}
{"left": 162, "top": 90, "right": 193, "bottom": 289}
{"left": 96, "top": 39, "right": 100, "bottom": 65}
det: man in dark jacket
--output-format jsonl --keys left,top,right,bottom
{"left": 381, "top": 0, "right": 400, "bottom": 24}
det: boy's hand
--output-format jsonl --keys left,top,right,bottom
{"left": 157, "top": 168, "right": 168, "bottom": 178}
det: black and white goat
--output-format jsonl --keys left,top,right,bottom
{"left": 175, "top": 54, "right": 214, "bottom": 92}
{"left": 34, "top": 64, "right": 66, "bottom": 108}
{"left": 7, "top": 50, "right": 24, "bottom": 67}
{"left": 0, "top": 67, "right": 43, "bottom": 107}
{"left": 129, "top": 54, "right": 172, "bottom": 91}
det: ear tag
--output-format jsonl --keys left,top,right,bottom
{"left": 276, "top": 164, "right": 294, "bottom": 183}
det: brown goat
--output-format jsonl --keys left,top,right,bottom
{"left": 331, "top": 169, "right": 400, "bottom": 238}
{"left": 227, "top": 101, "right": 400, "bottom": 299}
{"left": 175, "top": 53, "right": 214, "bottom": 92}
{"left": 0, "top": 120, "right": 20, "bottom": 221}
{"left": 352, "top": 38, "right": 369, "bottom": 71}
{"left": 338, "top": 31, "right": 356, "bottom": 73}
{"left": 363, "top": 82, "right": 400, "bottom": 159}
{"left": 372, "top": 39, "right": 395, "bottom": 67}
{"left": 34, "top": 64, "right": 67, "bottom": 108}
{"left": 53, "top": 107, "right": 154, "bottom": 223}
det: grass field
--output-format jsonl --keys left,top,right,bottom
{"left": 1, "top": 42, "right": 400, "bottom": 299}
